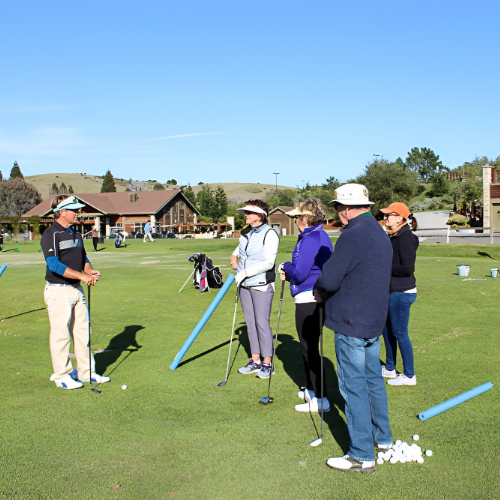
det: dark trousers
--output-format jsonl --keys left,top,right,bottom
{"left": 295, "top": 302, "right": 327, "bottom": 398}
{"left": 92, "top": 237, "right": 98, "bottom": 251}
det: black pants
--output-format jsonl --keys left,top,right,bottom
{"left": 92, "top": 237, "right": 98, "bottom": 251}
{"left": 295, "top": 302, "right": 327, "bottom": 398}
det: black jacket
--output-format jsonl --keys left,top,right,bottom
{"left": 389, "top": 224, "right": 418, "bottom": 293}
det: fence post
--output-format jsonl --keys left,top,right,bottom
{"left": 446, "top": 226, "right": 450, "bottom": 244}
{"left": 491, "top": 228, "right": 494, "bottom": 245}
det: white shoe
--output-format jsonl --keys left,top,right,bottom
{"left": 387, "top": 374, "right": 416, "bottom": 386}
{"left": 295, "top": 397, "right": 330, "bottom": 413}
{"left": 50, "top": 368, "right": 78, "bottom": 382}
{"left": 297, "top": 388, "right": 315, "bottom": 401}
{"left": 82, "top": 374, "right": 111, "bottom": 384}
{"left": 54, "top": 374, "right": 83, "bottom": 390}
{"left": 381, "top": 365, "right": 396, "bottom": 378}
{"left": 326, "top": 455, "right": 375, "bottom": 473}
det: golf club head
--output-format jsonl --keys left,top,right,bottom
{"left": 309, "top": 437, "right": 323, "bottom": 447}
{"left": 218, "top": 381, "right": 227, "bottom": 387}
{"left": 91, "top": 387, "right": 102, "bottom": 394}
{"left": 259, "top": 397, "right": 273, "bottom": 405}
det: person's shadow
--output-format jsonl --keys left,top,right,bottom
{"left": 95, "top": 325, "right": 144, "bottom": 376}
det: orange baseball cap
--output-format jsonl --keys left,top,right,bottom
{"left": 380, "top": 202, "right": 410, "bottom": 219}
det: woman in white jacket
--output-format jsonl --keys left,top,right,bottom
{"left": 231, "top": 200, "right": 279, "bottom": 379}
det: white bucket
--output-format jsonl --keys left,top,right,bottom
{"left": 491, "top": 269, "right": 498, "bottom": 278}
{"left": 457, "top": 265, "right": 470, "bottom": 277}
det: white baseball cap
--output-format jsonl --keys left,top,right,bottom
{"left": 330, "top": 183, "right": 374, "bottom": 206}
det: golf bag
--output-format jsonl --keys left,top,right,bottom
{"left": 115, "top": 232, "right": 126, "bottom": 248}
{"left": 188, "top": 253, "right": 223, "bottom": 292}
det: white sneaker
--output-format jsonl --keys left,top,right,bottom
{"left": 326, "top": 455, "right": 375, "bottom": 473}
{"left": 381, "top": 365, "right": 396, "bottom": 378}
{"left": 82, "top": 374, "right": 111, "bottom": 384}
{"left": 54, "top": 374, "right": 83, "bottom": 390}
{"left": 297, "top": 388, "right": 315, "bottom": 401}
{"left": 387, "top": 374, "right": 416, "bottom": 386}
{"left": 50, "top": 368, "right": 78, "bottom": 382}
{"left": 295, "top": 397, "right": 330, "bottom": 413}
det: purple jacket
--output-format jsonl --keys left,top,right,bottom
{"left": 283, "top": 224, "right": 333, "bottom": 297}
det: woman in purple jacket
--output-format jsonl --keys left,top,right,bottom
{"left": 280, "top": 198, "right": 333, "bottom": 413}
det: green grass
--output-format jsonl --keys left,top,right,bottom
{"left": 1, "top": 239, "right": 499, "bottom": 498}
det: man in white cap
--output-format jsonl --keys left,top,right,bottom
{"left": 313, "top": 184, "right": 393, "bottom": 473}
{"left": 41, "top": 195, "right": 110, "bottom": 389}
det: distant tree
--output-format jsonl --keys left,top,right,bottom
{"left": 266, "top": 188, "right": 298, "bottom": 211}
{"left": 462, "top": 165, "right": 483, "bottom": 213}
{"left": 428, "top": 172, "right": 449, "bottom": 197}
{"left": 405, "top": 147, "right": 445, "bottom": 182}
{"left": 183, "top": 185, "right": 197, "bottom": 207}
{"left": 213, "top": 186, "right": 228, "bottom": 219}
{"left": 227, "top": 204, "right": 246, "bottom": 230}
{"left": 51, "top": 183, "right": 59, "bottom": 195}
{"left": 68, "top": 185, "right": 74, "bottom": 194}
{"left": 59, "top": 182, "right": 68, "bottom": 195}
{"left": 10, "top": 161, "right": 23, "bottom": 179}
{"left": 196, "top": 184, "right": 215, "bottom": 217}
{"left": 166, "top": 179, "right": 178, "bottom": 185}
{"left": 0, "top": 178, "right": 42, "bottom": 216}
{"left": 198, "top": 181, "right": 204, "bottom": 185}
{"left": 153, "top": 183, "right": 165, "bottom": 190}
{"left": 448, "top": 181, "right": 463, "bottom": 211}
{"left": 297, "top": 177, "right": 341, "bottom": 219}
{"left": 355, "top": 159, "right": 418, "bottom": 215}
{"left": 0, "top": 171, "right": 3, "bottom": 181}
{"left": 101, "top": 170, "right": 117, "bottom": 193}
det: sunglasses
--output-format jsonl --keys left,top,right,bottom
{"left": 383, "top": 213, "right": 399, "bottom": 218}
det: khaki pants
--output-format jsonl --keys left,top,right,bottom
{"left": 44, "top": 283, "right": 95, "bottom": 382}
{"left": 144, "top": 231, "right": 154, "bottom": 242}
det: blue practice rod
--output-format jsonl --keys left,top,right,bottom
{"left": 418, "top": 381, "right": 493, "bottom": 421}
{"left": 0, "top": 264, "right": 7, "bottom": 277}
{"left": 170, "top": 273, "right": 235, "bottom": 370}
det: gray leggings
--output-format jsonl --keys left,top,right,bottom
{"left": 239, "top": 285, "right": 274, "bottom": 358}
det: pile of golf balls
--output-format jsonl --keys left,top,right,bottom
{"left": 376, "top": 437, "right": 432, "bottom": 465}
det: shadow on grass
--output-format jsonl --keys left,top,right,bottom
{"left": 477, "top": 251, "right": 499, "bottom": 260}
{"left": 95, "top": 325, "right": 144, "bottom": 376}
{"left": 276, "top": 333, "right": 349, "bottom": 453}
{"left": 1, "top": 307, "right": 46, "bottom": 321}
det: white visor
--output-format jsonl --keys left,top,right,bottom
{"left": 236, "top": 205, "right": 268, "bottom": 217}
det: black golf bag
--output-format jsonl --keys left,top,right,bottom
{"left": 188, "top": 253, "right": 223, "bottom": 292}
{"left": 115, "top": 232, "right": 126, "bottom": 248}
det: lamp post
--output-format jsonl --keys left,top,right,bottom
{"left": 273, "top": 172, "right": 280, "bottom": 193}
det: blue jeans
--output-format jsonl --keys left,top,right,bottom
{"left": 335, "top": 333, "right": 392, "bottom": 462}
{"left": 382, "top": 292, "right": 417, "bottom": 378}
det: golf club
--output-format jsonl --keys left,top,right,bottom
{"left": 178, "top": 268, "right": 195, "bottom": 293}
{"left": 310, "top": 305, "right": 324, "bottom": 446}
{"left": 87, "top": 284, "right": 101, "bottom": 394}
{"left": 259, "top": 279, "right": 285, "bottom": 405}
{"left": 218, "top": 286, "right": 240, "bottom": 386}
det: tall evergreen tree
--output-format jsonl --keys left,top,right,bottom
{"left": 51, "top": 183, "right": 59, "bottom": 195}
{"left": 213, "top": 186, "right": 228, "bottom": 219}
{"left": 59, "top": 182, "right": 67, "bottom": 194}
{"left": 183, "top": 185, "right": 197, "bottom": 208}
{"left": 405, "top": 147, "right": 445, "bottom": 182}
{"left": 10, "top": 161, "right": 23, "bottom": 179}
{"left": 196, "top": 184, "right": 214, "bottom": 217}
{"left": 68, "top": 185, "right": 74, "bottom": 194}
{"left": 0, "top": 170, "right": 3, "bottom": 181}
{"left": 101, "top": 170, "right": 117, "bottom": 192}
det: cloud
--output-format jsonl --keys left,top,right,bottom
{"left": 143, "top": 132, "right": 226, "bottom": 141}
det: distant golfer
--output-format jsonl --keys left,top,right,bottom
{"left": 380, "top": 202, "right": 419, "bottom": 386}
{"left": 233, "top": 200, "right": 279, "bottom": 379}
{"left": 91, "top": 224, "right": 99, "bottom": 252}
{"left": 41, "top": 195, "right": 110, "bottom": 390}
{"left": 143, "top": 221, "right": 154, "bottom": 243}
{"left": 279, "top": 198, "right": 333, "bottom": 413}
{"left": 314, "top": 184, "right": 392, "bottom": 473}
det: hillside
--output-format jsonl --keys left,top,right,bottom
{"left": 24, "top": 174, "right": 296, "bottom": 204}
{"left": 191, "top": 182, "right": 295, "bottom": 204}
{"left": 25, "top": 173, "right": 153, "bottom": 199}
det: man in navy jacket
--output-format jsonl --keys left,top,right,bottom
{"left": 314, "top": 183, "right": 393, "bottom": 473}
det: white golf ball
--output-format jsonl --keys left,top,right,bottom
{"left": 378, "top": 452, "right": 384, "bottom": 458}
{"left": 395, "top": 439, "right": 402, "bottom": 446}
{"left": 390, "top": 457, "right": 398, "bottom": 464}
{"left": 417, "top": 457, "right": 424, "bottom": 464}
{"left": 400, "top": 457, "right": 406, "bottom": 464}
{"left": 425, "top": 449, "right": 433, "bottom": 457}
{"left": 413, "top": 434, "right": 420, "bottom": 441}
{"left": 122, "top": 384, "right": 128, "bottom": 390}
{"left": 377, "top": 458, "right": 384, "bottom": 465}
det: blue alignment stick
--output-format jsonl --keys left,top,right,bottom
{"left": 418, "top": 382, "right": 493, "bottom": 421}
{"left": 0, "top": 264, "right": 7, "bottom": 277}
{"left": 170, "top": 273, "right": 235, "bottom": 370}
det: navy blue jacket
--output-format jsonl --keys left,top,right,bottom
{"left": 314, "top": 214, "right": 392, "bottom": 339}
{"left": 283, "top": 223, "right": 333, "bottom": 297}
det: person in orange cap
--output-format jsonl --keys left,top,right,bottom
{"left": 379, "top": 202, "right": 419, "bottom": 386}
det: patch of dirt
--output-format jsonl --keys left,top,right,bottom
{"left": 431, "top": 328, "right": 472, "bottom": 344}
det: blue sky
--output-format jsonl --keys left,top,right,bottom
{"left": 1, "top": 1, "right": 499, "bottom": 187}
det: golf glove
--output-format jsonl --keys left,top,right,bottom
{"left": 278, "top": 263, "right": 285, "bottom": 273}
{"left": 235, "top": 270, "right": 248, "bottom": 287}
